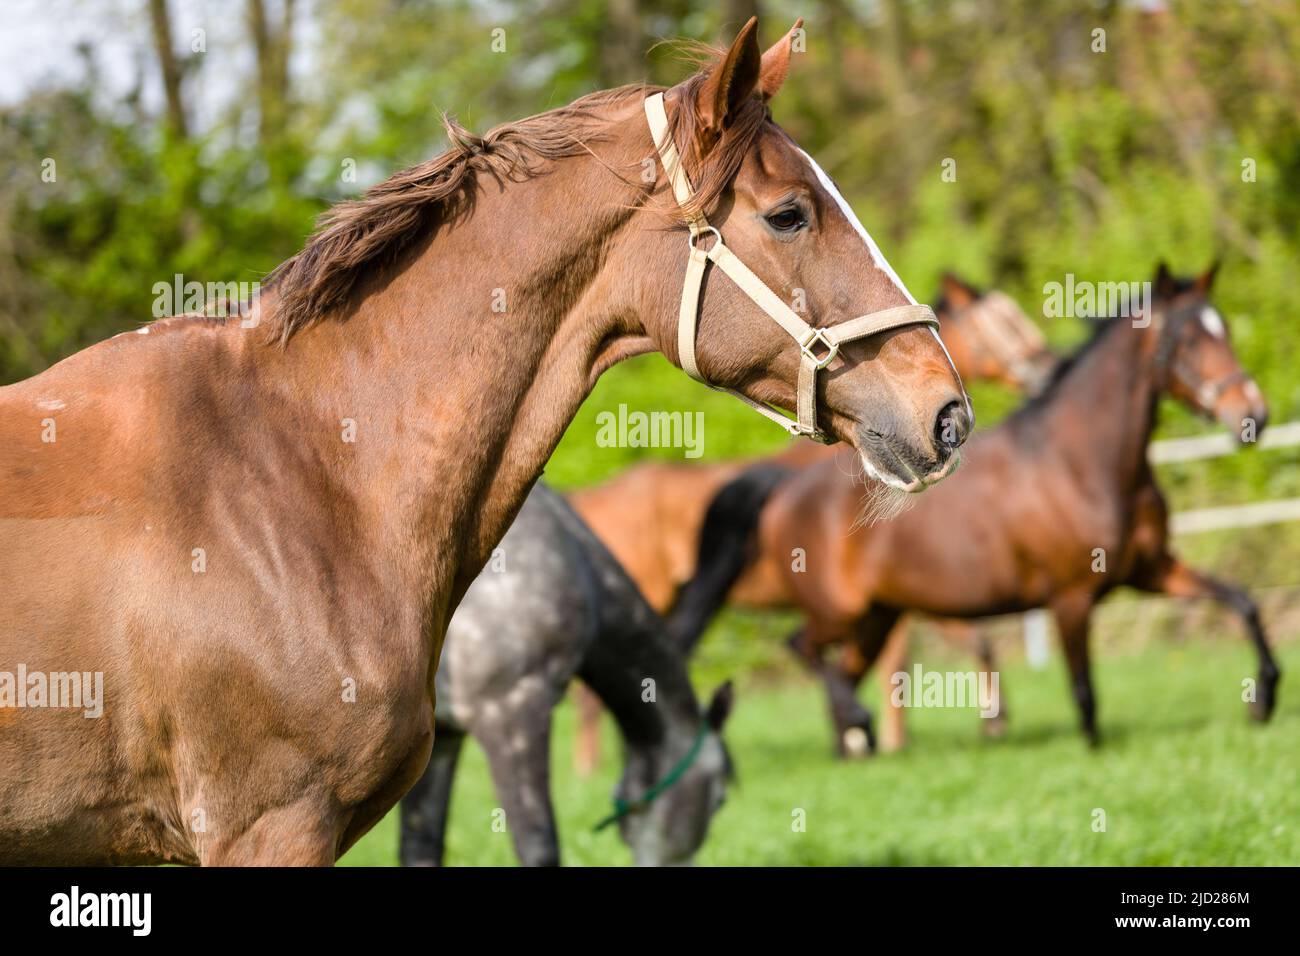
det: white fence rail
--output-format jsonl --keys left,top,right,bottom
{"left": 1154, "top": 420, "right": 1300, "bottom": 535}
{"left": 1148, "top": 420, "right": 1300, "bottom": 465}
{"left": 1172, "top": 497, "right": 1300, "bottom": 535}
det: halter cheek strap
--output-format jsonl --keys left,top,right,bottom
{"left": 644, "top": 92, "right": 940, "bottom": 443}
{"left": 1155, "top": 309, "right": 1252, "bottom": 409}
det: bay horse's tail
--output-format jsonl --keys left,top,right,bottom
{"left": 666, "top": 462, "right": 795, "bottom": 654}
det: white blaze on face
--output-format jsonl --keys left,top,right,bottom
{"left": 797, "top": 148, "right": 965, "bottom": 392}
{"left": 798, "top": 148, "right": 916, "bottom": 304}
{"left": 1200, "top": 306, "right": 1226, "bottom": 339}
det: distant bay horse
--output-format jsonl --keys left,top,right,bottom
{"left": 672, "top": 264, "right": 1276, "bottom": 754}
{"left": 0, "top": 18, "right": 966, "bottom": 864}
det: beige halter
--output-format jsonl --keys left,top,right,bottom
{"left": 644, "top": 92, "right": 939, "bottom": 443}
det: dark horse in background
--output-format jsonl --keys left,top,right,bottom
{"left": 673, "top": 264, "right": 1278, "bottom": 753}
{"left": 399, "top": 486, "right": 732, "bottom": 867}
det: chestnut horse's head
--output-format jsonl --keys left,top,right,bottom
{"left": 937, "top": 274, "right": 1056, "bottom": 394}
{"left": 632, "top": 19, "right": 970, "bottom": 492}
{"left": 1152, "top": 262, "right": 1268, "bottom": 439}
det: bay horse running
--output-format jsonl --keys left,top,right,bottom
{"left": 0, "top": 18, "right": 968, "bottom": 864}
{"left": 570, "top": 275, "right": 1052, "bottom": 771}
{"left": 673, "top": 264, "right": 1277, "bottom": 754}
{"left": 399, "top": 485, "right": 731, "bottom": 867}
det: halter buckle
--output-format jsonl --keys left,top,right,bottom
{"left": 687, "top": 225, "right": 722, "bottom": 252}
{"left": 801, "top": 328, "right": 839, "bottom": 370}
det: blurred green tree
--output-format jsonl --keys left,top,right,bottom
{"left": 0, "top": 0, "right": 1297, "bottom": 511}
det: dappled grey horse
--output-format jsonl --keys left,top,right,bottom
{"left": 399, "top": 485, "right": 733, "bottom": 866}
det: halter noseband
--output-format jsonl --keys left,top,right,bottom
{"left": 644, "top": 92, "right": 940, "bottom": 444}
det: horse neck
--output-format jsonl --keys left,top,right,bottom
{"left": 255, "top": 111, "right": 650, "bottom": 627}
{"left": 1042, "top": 319, "right": 1162, "bottom": 491}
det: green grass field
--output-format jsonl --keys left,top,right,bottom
{"left": 340, "top": 636, "right": 1300, "bottom": 866}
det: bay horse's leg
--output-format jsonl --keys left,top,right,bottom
{"left": 961, "top": 624, "right": 1008, "bottom": 736}
{"left": 791, "top": 608, "right": 901, "bottom": 759}
{"left": 1137, "top": 556, "right": 1280, "bottom": 721}
{"left": 399, "top": 728, "right": 466, "bottom": 866}
{"left": 874, "top": 620, "right": 910, "bottom": 753}
{"left": 787, "top": 625, "right": 872, "bottom": 758}
{"left": 1050, "top": 590, "right": 1100, "bottom": 747}
{"left": 572, "top": 682, "right": 603, "bottom": 777}
{"left": 836, "top": 607, "right": 903, "bottom": 757}
{"left": 882, "top": 619, "right": 1008, "bottom": 742}
{"left": 476, "top": 710, "right": 560, "bottom": 866}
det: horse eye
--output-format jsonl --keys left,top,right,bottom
{"left": 766, "top": 208, "right": 806, "bottom": 233}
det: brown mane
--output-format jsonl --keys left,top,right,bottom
{"left": 263, "top": 49, "right": 769, "bottom": 344}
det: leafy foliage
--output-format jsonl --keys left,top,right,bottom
{"left": 2, "top": 1, "right": 1298, "bottom": 509}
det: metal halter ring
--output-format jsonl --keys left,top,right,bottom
{"left": 687, "top": 225, "right": 722, "bottom": 252}
{"left": 801, "top": 328, "right": 840, "bottom": 370}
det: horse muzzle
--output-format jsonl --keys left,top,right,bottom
{"left": 1211, "top": 376, "right": 1268, "bottom": 441}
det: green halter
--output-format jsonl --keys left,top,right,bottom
{"left": 593, "top": 722, "right": 710, "bottom": 833}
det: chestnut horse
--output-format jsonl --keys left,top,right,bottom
{"left": 0, "top": 19, "right": 968, "bottom": 864}
{"left": 570, "top": 276, "right": 1052, "bottom": 771}
{"left": 673, "top": 264, "right": 1278, "bottom": 754}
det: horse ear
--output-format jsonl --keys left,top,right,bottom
{"left": 705, "top": 680, "right": 734, "bottom": 730}
{"left": 941, "top": 272, "right": 978, "bottom": 309}
{"left": 1154, "top": 261, "right": 1178, "bottom": 299}
{"left": 696, "top": 17, "right": 762, "bottom": 131}
{"left": 759, "top": 18, "right": 804, "bottom": 102}
{"left": 1194, "top": 260, "right": 1220, "bottom": 294}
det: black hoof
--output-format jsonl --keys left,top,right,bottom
{"left": 1249, "top": 694, "right": 1276, "bottom": 722}
{"left": 1250, "top": 671, "right": 1280, "bottom": 722}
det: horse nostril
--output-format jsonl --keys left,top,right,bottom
{"left": 934, "top": 400, "right": 971, "bottom": 453}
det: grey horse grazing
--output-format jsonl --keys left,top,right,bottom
{"left": 399, "top": 485, "right": 733, "bottom": 867}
